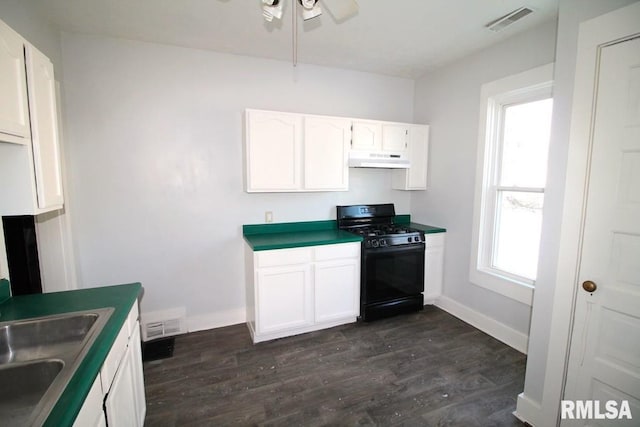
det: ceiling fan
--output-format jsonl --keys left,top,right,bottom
{"left": 261, "top": 0, "right": 359, "bottom": 66}
{"left": 262, "top": 0, "right": 359, "bottom": 23}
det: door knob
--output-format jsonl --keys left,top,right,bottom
{"left": 582, "top": 280, "right": 597, "bottom": 293}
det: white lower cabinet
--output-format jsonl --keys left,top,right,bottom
{"left": 424, "top": 233, "right": 445, "bottom": 303}
{"left": 73, "top": 375, "right": 106, "bottom": 427}
{"left": 257, "top": 263, "right": 314, "bottom": 333}
{"left": 246, "top": 242, "right": 360, "bottom": 343}
{"left": 73, "top": 303, "right": 146, "bottom": 427}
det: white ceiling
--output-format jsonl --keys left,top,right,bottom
{"left": 36, "top": 0, "right": 559, "bottom": 79}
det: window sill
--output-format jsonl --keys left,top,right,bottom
{"left": 469, "top": 267, "right": 534, "bottom": 306}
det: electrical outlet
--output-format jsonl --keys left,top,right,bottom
{"left": 265, "top": 211, "right": 273, "bottom": 223}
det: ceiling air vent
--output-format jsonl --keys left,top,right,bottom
{"left": 486, "top": 7, "right": 534, "bottom": 32}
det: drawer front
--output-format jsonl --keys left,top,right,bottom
{"left": 314, "top": 243, "right": 360, "bottom": 261}
{"left": 424, "top": 233, "right": 445, "bottom": 248}
{"left": 257, "top": 247, "right": 312, "bottom": 268}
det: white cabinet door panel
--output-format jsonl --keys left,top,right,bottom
{"left": 104, "top": 342, "right": 137, "bottom": 427}
{"left": 304, "top": 116, "right": 350, "bottom": 190}
{"left": 315, "top": 259, "right": 359, "bottom": 323}
{"left": 407, "top": 125, "right": 429, "bottom": 189}
{"left": 351, "top": 121, "right": 382, "bottom": 151}
{"left": 0, "top": 20, "right": 29, "bottom": 143}
{"left": 382, "top": 124, "right": 408, "bottom": 153}
{"left": 246, "top": 110, "right": 302, "bottom": 192}
{"left": 257, "top": 264, "right": 313, "bottom": 333}
{"left": 25, "top": 44, "right": 63, "bottom": 209}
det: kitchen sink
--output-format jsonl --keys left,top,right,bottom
{"left": 0, "top": 359, "right": 64, "bottom": 426}
{"left": 0, "top": 312, "right": 100, "bottom": 364}
{"left": 0, "top": 308, "right": 114, "bottom": 426}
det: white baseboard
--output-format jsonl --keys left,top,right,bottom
{"left": 515, "top": 392, "right": 541, "bottom": 426}
{"left": 435, "top": 296, "right": 529, "bottom": 354}
{"left": 186, "top": 308, "right": 246, "bottom": 333}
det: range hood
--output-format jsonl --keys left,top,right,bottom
{"left": 348, "top": 151, "right": 410, "bottom": 169}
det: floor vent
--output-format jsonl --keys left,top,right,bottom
{"left": 486, "top": 7, "right": 534, "bottom": 32}
{"left": 141, "top": 307, "right": 186, "bottom": 341}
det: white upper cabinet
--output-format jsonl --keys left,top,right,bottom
{"left": 25, "top": 43, "right": 64, "bottom": 209}
{"left": 392, "top": 125, "right": 429, "bottom": 190}
{"left": 245, "top": 109, "right": 302, "bottom": 192}
{"left": 0, "top": 19, "right": 64, "bottom": 215}
{"left": 352, "top": 120, "right": 409, "bottom": 154}
{"left": 0, "top": 20, "right": 30, "bottom": 144}
{"left": 304, "top": 116, "right": 350, "bottom": 191}
{"left": 382, "top": 123, "right": 409, "bottom": 153}
{"left": 245, "top": 109, "right": 350, "bottom": 192}
{"left": 351, "top": 120, "right": 382, "bottom": 151}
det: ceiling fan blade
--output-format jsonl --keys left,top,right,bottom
{"left": 322, "top": 0, "right": 359, "bottom": 21}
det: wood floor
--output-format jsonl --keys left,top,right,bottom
{"left": 143, "top": 306, "right": 526, "bottom": 426}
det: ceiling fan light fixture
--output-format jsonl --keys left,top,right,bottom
{"left": 298, "top": 0, "right": 322, "bottom": 20}
{"left": 262, "top": 0, "right": 284, "bottom": 21}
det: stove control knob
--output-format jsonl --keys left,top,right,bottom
{"left": 380, "top": 239, "right": 387, "bottom": 247}
{"left": 407, "top": 237, "right": 412, "bottom": 243}
{"left": 371, "top": 240, "right": 379, "bottom": 248}
{"left": 414, "top": 236, "right": 420, "bottom": 242}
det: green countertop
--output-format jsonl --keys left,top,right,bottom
{"left": 243, "top": 216, "right": 445, "bottom": 251}
{"left": 0, "top": 283, "right": 142, "bottom": 426}
{"left": 243, "top": 220, "right": 362, "bottom": 251}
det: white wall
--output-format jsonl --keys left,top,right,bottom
{"left": 516, "top": 0, "right": 639, "bottom": 424}
{"left": 411, "top": 20, "right": 558, "bottom": 337}
{"left": 60, "top": 33, "right": 414, "bottom": 329}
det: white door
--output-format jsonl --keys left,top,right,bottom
{"left": 25, "top": 44, "right": 64, "bottom": 209}
{"left": 304, "top": 116, "right": 350, "bottom": 191}
{"left": 246, "top": 110, "right": 302, "bottom": 192}
{"left": 314, "top": 259, "right": 359, "bottom": 323}
{"left": 562, "top": 36, "right": 640, "bottom": 424}
{"left": 407, "top": 125, "right": 429, "bottom": 189}
{"left": 351, "top": 120, "right": 382, "bottom": 151}
{"left": 382, "top": 123, "right": 408, "bottom": 153}
{"left": 105, "top": 340, "right": 138, "bottom": 427}
{"left": 0, "top": 19, "right": 29, "bottom": 144}
{"left": 257, "top": 264, "right": 313, "bottom": 333}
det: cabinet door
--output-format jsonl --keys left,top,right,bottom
{"left": 256, "top": 264, "right": 313, "bottom": 333}
{"left": 406, "top": 125, "right": 429, "bottom": 189}
{"left": 0, "top": 20, "right": 30, "bottom": 143}
{"left": 304, "top": 116, "right": 350, "bottom": 191}
{"left": 351, "top": 120, "right": 382, "bottom": 151}
{"left": 382, "top": 123, "right": 408, "bottom": 153}
{"left": 392, "top": 125, "right": 429, "bottom": 190}
{"left": 105, "top": 340, "right": 138, "bottom": 427}
{"left": 424, "top": 233, "right": 445, "bottom": 301}
{"left": 25, "top": 44, "right": 64, "bottom": 209}
{"left": 246, "top": 110, "right": 302, "bottom": 192}
{"left": 73, "top": 375, "right": 107, "bottom": 427}
{"left": 314, "top": 259, "right": 359, "bottom": 323}
{"left": 129, "top": 323, "right": 146, "bottom": 426}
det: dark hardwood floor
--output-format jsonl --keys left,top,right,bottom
{"left": 143, "top": 306, "right": 526, "bottom": 426}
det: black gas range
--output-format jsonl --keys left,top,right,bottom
{"left": 337, "top": 204, "right": 425, "bottom": 321}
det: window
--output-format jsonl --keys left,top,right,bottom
{"left": 470, "top": 64, "right": 554, "bottom": 306}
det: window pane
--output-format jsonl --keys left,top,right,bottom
{"left": 493, "top": 191, "right": 543, "bottom": 280}
{"left": 500, "top": 98, "right": 553, "bottom": 187}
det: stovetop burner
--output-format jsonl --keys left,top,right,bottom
{"left": 337, "top": 204, "right": 425, "bottom": 248}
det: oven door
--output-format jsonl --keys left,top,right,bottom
{"left": 361, "top": 243, "right": 425, "bottom": 305}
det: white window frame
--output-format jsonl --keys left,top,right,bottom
{"left": 469, "top": 63, "right": 554, "bottom": 306}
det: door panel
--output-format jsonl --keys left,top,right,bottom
{"left": 304, "top": 117, "right": 349, "bottom": 190}
{"left": 0, "top": 20, "right": 29, "bottom": 142}
{"left": 563, "top": 36, "right": 640, "bottom": 422}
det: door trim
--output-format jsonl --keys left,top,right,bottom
{"left": 535, "top": 3, "right": 640, "bottom": 426}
